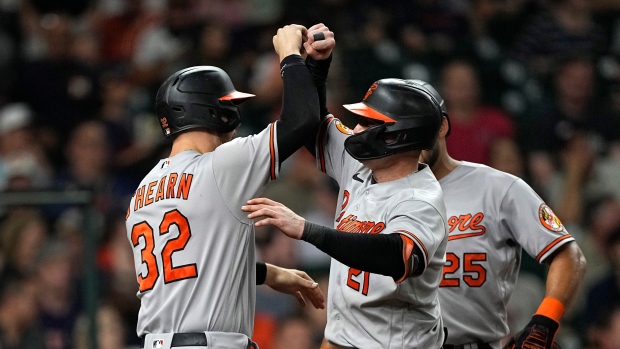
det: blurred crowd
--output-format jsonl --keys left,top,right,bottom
{"left": 0, "top": 0, "right": 619, "bottom": 348}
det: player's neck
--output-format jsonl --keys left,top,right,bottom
{"left": 169, "top": 131, "right": 225, "bottom": 157}
{"left": 366, "top": 152, "right": 420, "bottom": 183}
{"left": 431, "top": 151, "right": 461, "bottom": 180}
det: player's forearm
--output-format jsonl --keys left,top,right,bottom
{"left": 541, "top": 242, "right": 587, "bottom": 315}
{"left": 303, "top": 55, "right": 331, "bottom": 157}
{"left": 276, "top": 54, "right": 320, "bottom": 163}
{"left": 302, "top": 221, "right": 405, "bottom": 279}
{"left": 306, "top": 55, "right": 331, "bottom": 119}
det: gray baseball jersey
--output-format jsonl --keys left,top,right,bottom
{"left": 316, "top": 117, "right": 448, "bottom": 349}
{"left": 437, "top": 162, "right": 574, "bottom": 346}
{"left": 126, "top": 124, "right": 279, "bottom": 337}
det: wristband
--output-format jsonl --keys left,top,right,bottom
{"left": 535, "top": 297, "right": 565, "bottom": 322}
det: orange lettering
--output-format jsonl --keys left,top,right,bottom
{"left": 447, "top": 216, "right": 459, "bottom": 232}
{"left": 370, "top": 223, "right": 385, "bottom": 234}
{"left": 155, "top": 176, "right": 166, "bottom": 202}
{"left": 166, "top": 173, "right": 178, "bottom": 199}
{"left": 177, "top": 174, "right": 193, "bottom": 199}
{"left": 145, "top": 181, "right": 157, "bottom": 206}
{"left": 457, "top": 214, "right": 472, "bottom": 231}
{"left": 135, "top": 185, "right": 145, "bottom": 210}
{"left": 469, "top": 213, "right": 486, "bottom": 234}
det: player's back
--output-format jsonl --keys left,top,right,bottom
{"left": 126, "top": 149, "right": 257, "bottom": 337}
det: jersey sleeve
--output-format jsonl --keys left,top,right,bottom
{"left": 387, "top": 200, "right": 447, "bottom": 283}
{"left": 499, "top": 178, "right": 574, "bottom": 263}
{"left": 212, "top": 124, "right": 279, "bottom": 218}
{"left": 315, "top": 116, "right": 355, "bottom": 182}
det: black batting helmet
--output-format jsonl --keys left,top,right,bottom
{"left": 343, "top": 79, "right": 445, "bottom": 160}
{"left": 155, "top": 66, "right": 255, "bottom": 138}
{"left": 408, "top": 79, "right": 450, "bottom": 136}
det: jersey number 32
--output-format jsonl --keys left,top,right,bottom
{"left": 131, "top": 209, "right": 198, "bottom": 292}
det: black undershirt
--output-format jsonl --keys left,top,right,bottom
{"left": 275, "top": 55, "right": 320, "bottom": 164}
{"left": 256, "top": 261, "right": 267, "bottom": 285}
{"left": 302, "top": 221, "right": 412, "bottom": 280}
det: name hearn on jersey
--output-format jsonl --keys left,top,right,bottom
{"left": 127, "top": 171, "right": 193, "bottom": 217}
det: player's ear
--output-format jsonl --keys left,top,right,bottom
{"left": 438, "top": 117, "right": 449, "bottom": 138}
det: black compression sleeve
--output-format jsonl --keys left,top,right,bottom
{"left": 301, "top": 221, "right": 405, "bottom": 280}
{"left": 306, "top": 55, "right": 331, "bottom": 118}
{"left": 276, "top": 55, "right": 320, "bottom": 164}
{"left": 256, "top": 261, "right": 267, "bottom": 285}
{"left": 304, "top": 55, "right": 332, "bottom": 156}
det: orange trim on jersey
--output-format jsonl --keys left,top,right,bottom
{"left": 448, "top": 231, "right": 486, "bottom": 241}
{"left": 317, "top": 117, "right": 334, "bottom": 173}
{"left": 535, "top": 297, "right": 565, "bottom": 322}
{"left": 536, "top": 234, "right": 573, "bottom": 262}
{"left": 269, "top": 123, "right": 276, "bottom": 180}
{"left": 395, "top": 229, "right": 429, "bottom": 266}
{"left": 395, "top": 235, "right": 415, "bottom": 283}
{"left": 343, "top": 102, "right": 396, "bottom": 123}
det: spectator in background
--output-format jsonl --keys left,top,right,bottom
{"left": 0, "top": 275, "right": 44, "bottom": 349}
{"left": 343, "top": 7, "right": 402, "bottom": 98}
{"left": 255, "top": 225, "right": 301, "bottom": 320}
{"left": 130, "top": 0, "right": 200, "bottom": 89}
{"left": 54, "top": 120, "right": 136, "bottom": 217}
{"left": 583, "top": 228, "right": 620, "bottom": 338}
{"left": 300, "top": 273, "right": 329, "bottom": 347}
{"left": 488, "top": 138, "right": 526, "bottom": 178}
{"left": 93, "top": 0, "right": 160, "bottom": 66}
{"left": 511, "top": 0, "right": 607, "bottom": 82}
{"left": 263, "top": 151, "right": 322, "bottom": 214}
{"left": 440, "top": 60, "right": 516, "bottom": 165}
{"left": 16, "top": 13, "right": 102, "bottom": 163}
{"left": 528, "top": 58, "right": 620, "bottom": 162}
{"left": 272, "top": 315, "right": 315, "bottom": 349}
{"left": 585, "top": 303, "right": 620, "bottom": 349}
{"left": 0, "top": 210, "right": 48, "bottom": 280}
{"left": 0, "top": 103, "right": 51, "bottom": 190}
{"left": 526, "top": 59, "right": 620, "bottom": 226}
{"left": 73, "top": 303, "right": 128, "bottom": 349}
{"left": 35, "top": 239, "right": 83, "bottom": 349}
{"left": 97, "top": 214, "right": 141, "bottom": 347}
{"left": 295, "top": 177, "right": 338, "bottom": 272}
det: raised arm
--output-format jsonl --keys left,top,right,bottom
{"left": 272, "top": 25, "right": 320, "bottom": 163}
{"left": 302, "top": 23, "right": 336, "bottom": 156}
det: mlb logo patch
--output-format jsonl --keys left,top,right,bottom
{"left": 152, "top": 339, "right": 164, "bottom": 348}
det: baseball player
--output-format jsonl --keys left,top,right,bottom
{"left": 243, "top": 78, "right": 449, "bottom": 349}
{"left": 125, "top": 24, "right": 334, "bottom": 349}
{"left": 416, "top": 81, "right": 587, "bottom": 349}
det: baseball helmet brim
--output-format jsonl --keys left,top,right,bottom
{"left": 219, "top": 91, "right": 255, "bottom": 101}
{"left": 343, "top": 102, "right": 396, "bottom": 123}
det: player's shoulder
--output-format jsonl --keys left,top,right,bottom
{"left": 446, "top": 161, "right": 520, "bottom": 186}
{"left": 399, "top": 164, "right": 446, "bottom": 211}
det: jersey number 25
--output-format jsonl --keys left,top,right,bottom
{"left": 131, "top": 209, "right": 198, "bottom": 292}
{"left": 440, "top": 252, "right": 487, "bottom": 287}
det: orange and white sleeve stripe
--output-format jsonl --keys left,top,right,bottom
{"left": 536, "top": 234, "right": 574, "bottom": 263}
{"left": 316, "top": 116, "right": 334, "bottom": 173}
{"left": 394, "top": 229, "right": 429, "bottom": 283}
